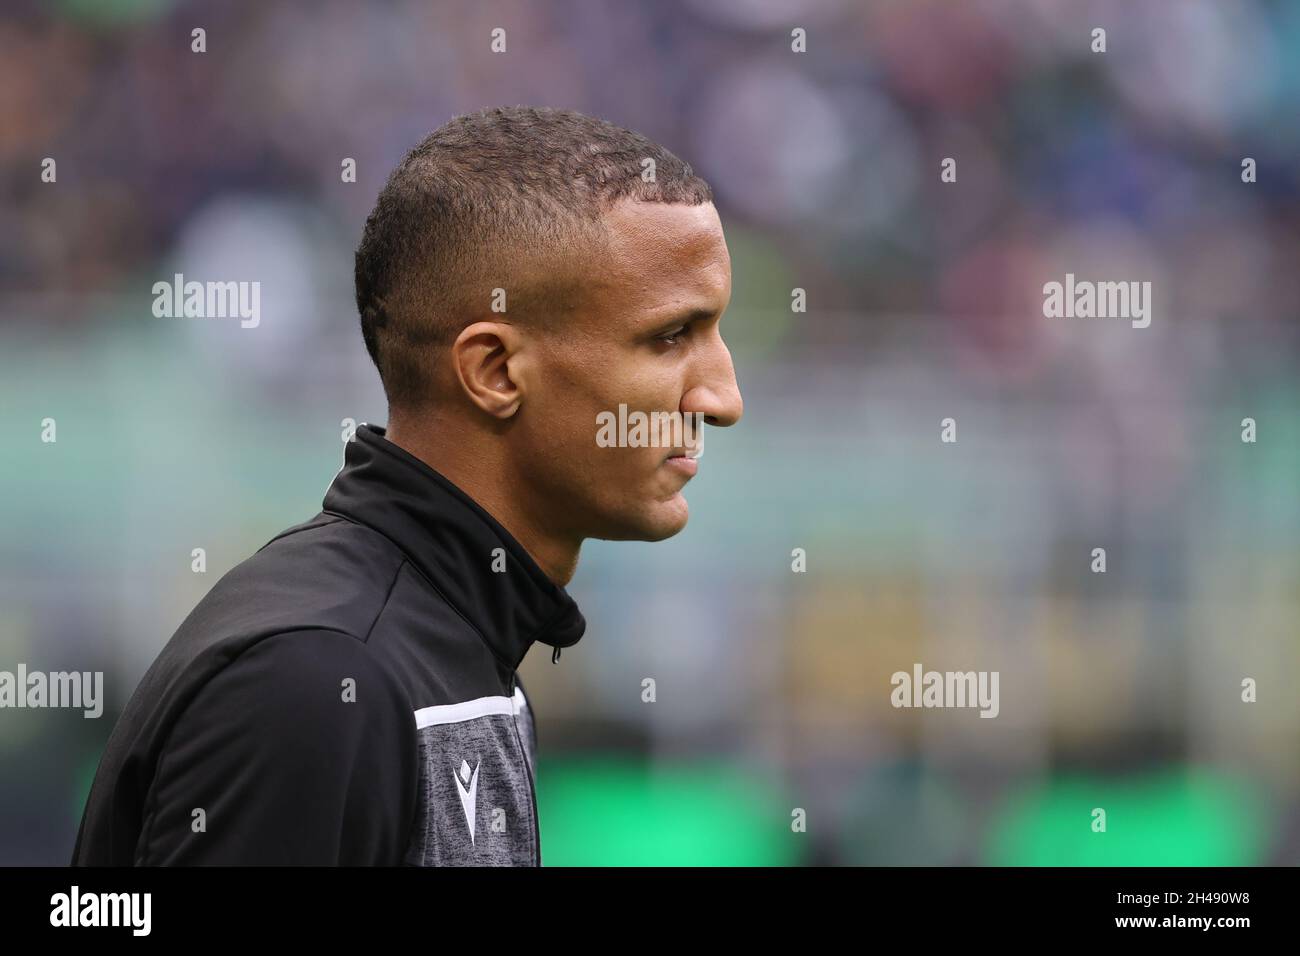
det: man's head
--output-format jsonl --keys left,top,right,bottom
{"left": 355, "top": 106, "right": 742, "bottom": 559}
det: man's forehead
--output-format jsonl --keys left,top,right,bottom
{"left": 589, "top": 199, "right": 730, "bottom": 301}
{"left": 600, "top": 198, "right": 725, "bottom": 255}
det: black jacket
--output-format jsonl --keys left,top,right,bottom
{"left": 72, "top": 422, "right": 586, "bottom": 865}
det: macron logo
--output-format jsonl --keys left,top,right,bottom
{"left": 453, "top": 758, "right": 481, "bottom": 843}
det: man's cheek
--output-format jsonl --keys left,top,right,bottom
{"left": 588, "top": 446, "right": 649, "bottom": 492}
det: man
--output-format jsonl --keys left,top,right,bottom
{"left": 71, "top": 106, "right": 743, "bottom": 866}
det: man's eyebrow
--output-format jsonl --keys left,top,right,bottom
{"left": 647, "top": 307, "right": 718, "bottom": 329}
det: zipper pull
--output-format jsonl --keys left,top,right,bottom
{"left": 552, "top": 645, "right": 561, "bottom": 664}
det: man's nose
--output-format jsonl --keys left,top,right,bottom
{"left": 681, "top": 337, "right": 743, "bottom": 427}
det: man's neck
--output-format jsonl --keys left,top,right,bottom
{"left": 384, "top": 419, "right": 581, "bottom": 586}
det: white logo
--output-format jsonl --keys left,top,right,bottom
{"left": 453, "top": 758, "right": 481, "bottom": 843}
{"left": 50, "top": 886, "right": 151, "bottom": 936}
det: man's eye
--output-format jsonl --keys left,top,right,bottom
{"left": 658, "top": 326, "right": 688, "bottom": 345}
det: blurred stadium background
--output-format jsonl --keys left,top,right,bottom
{"left": 1, "top": 0, "right": 1298, "bottom": 865}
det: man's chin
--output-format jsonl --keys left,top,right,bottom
{"left": 596, "top": 496, "right": 690, "bottom": 542}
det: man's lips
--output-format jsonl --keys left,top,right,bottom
{"left": 664, "top": 446, "right": 701, "bottom": 476}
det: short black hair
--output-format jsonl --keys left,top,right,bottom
{"left": 354, "top": 105, "right": 714, "bottom": 414}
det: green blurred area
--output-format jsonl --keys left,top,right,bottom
{"left": 988, "top": 768, "right": 1269, "bottom": 867}
{"left": 537, "top": 758, "right": 796, "bottom": 866}
{"left": 537, "top": 762, "right": 1272, "bottom": 866}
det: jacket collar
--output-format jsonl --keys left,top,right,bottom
{"left": 322, "top": 423, "right": 585, "bottom": 670}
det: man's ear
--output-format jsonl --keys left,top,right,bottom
{"left": 451, "top": 321, "right": 526, "bottom": 419}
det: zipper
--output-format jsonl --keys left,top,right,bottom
{"left": 509, "top": 672, "right": 541, "bottom": 866}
